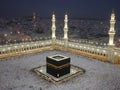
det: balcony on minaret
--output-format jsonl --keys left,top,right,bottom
{"left": 109, "top": 31, "right": 115, "bottom": 34}
{"left": 110, "top": 20, "right": 115, "bottom": 23}
{"left": 52, "top": 26, "right": 55, "bottom": 29}
{"left": 111, "top": 12, "right": 115, "bottom": 20}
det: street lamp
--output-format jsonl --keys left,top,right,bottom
{"left": 4, "top": 34, "right": 7, "bottom": 37}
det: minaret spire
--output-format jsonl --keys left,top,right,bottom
{"left": 51, "top": 13, "right": 56, "bottom": 45}
{"left": 108, "top": 10, "right": 116, "bottom": 47}
{"left": 63, "top": 14, "right": 68, "bottom": 50}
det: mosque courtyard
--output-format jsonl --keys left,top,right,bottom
{"left": 0, "top": 50, "right": 120, "bottom": 90}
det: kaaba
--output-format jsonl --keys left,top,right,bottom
{"left": 46, "top": 55, "right": 70, "bottom": 78}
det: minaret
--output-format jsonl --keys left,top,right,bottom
{"left": 51, "top": 13, "right": 56, "bottom": 45}
{"left": 32, "top": 12, "right": 37, "bottom": 31}
{"left": 107, "top": 10, "right": 116, "bottom": 63}
{"left": 64, "top": 14, "right": 68, "bottom": 50}
{"left": 108, "top": 10, "right": 116, "bottom": 47}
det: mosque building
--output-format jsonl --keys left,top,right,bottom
{"left": 0, "top": 10, "right": 120, "bottom": 64}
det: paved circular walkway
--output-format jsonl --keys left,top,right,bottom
{"left": 0, "top": 50, "right": 120, "bottom": 90}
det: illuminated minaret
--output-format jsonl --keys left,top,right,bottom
{"left": 33, "top": 12, "right": 37, "bottom": 31}
{"left": 51, "top": 13, "right": 56, "bottom": 45}
{"left": 64, "top": 14, "right": 68, "bottom": 49}
{"left": 108, "top": 10, "right": 116, "bottom": 47}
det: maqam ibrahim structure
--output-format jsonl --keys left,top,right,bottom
{"left": 0, "top": 11, "right": 120, "bottom": 64}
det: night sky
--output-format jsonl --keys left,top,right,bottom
{"left": 0, "top": 0, "right": 120, "bottom": 19}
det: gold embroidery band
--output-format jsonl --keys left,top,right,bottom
{"left": 47, "top": 63, "right": 70, "bottom": 69}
